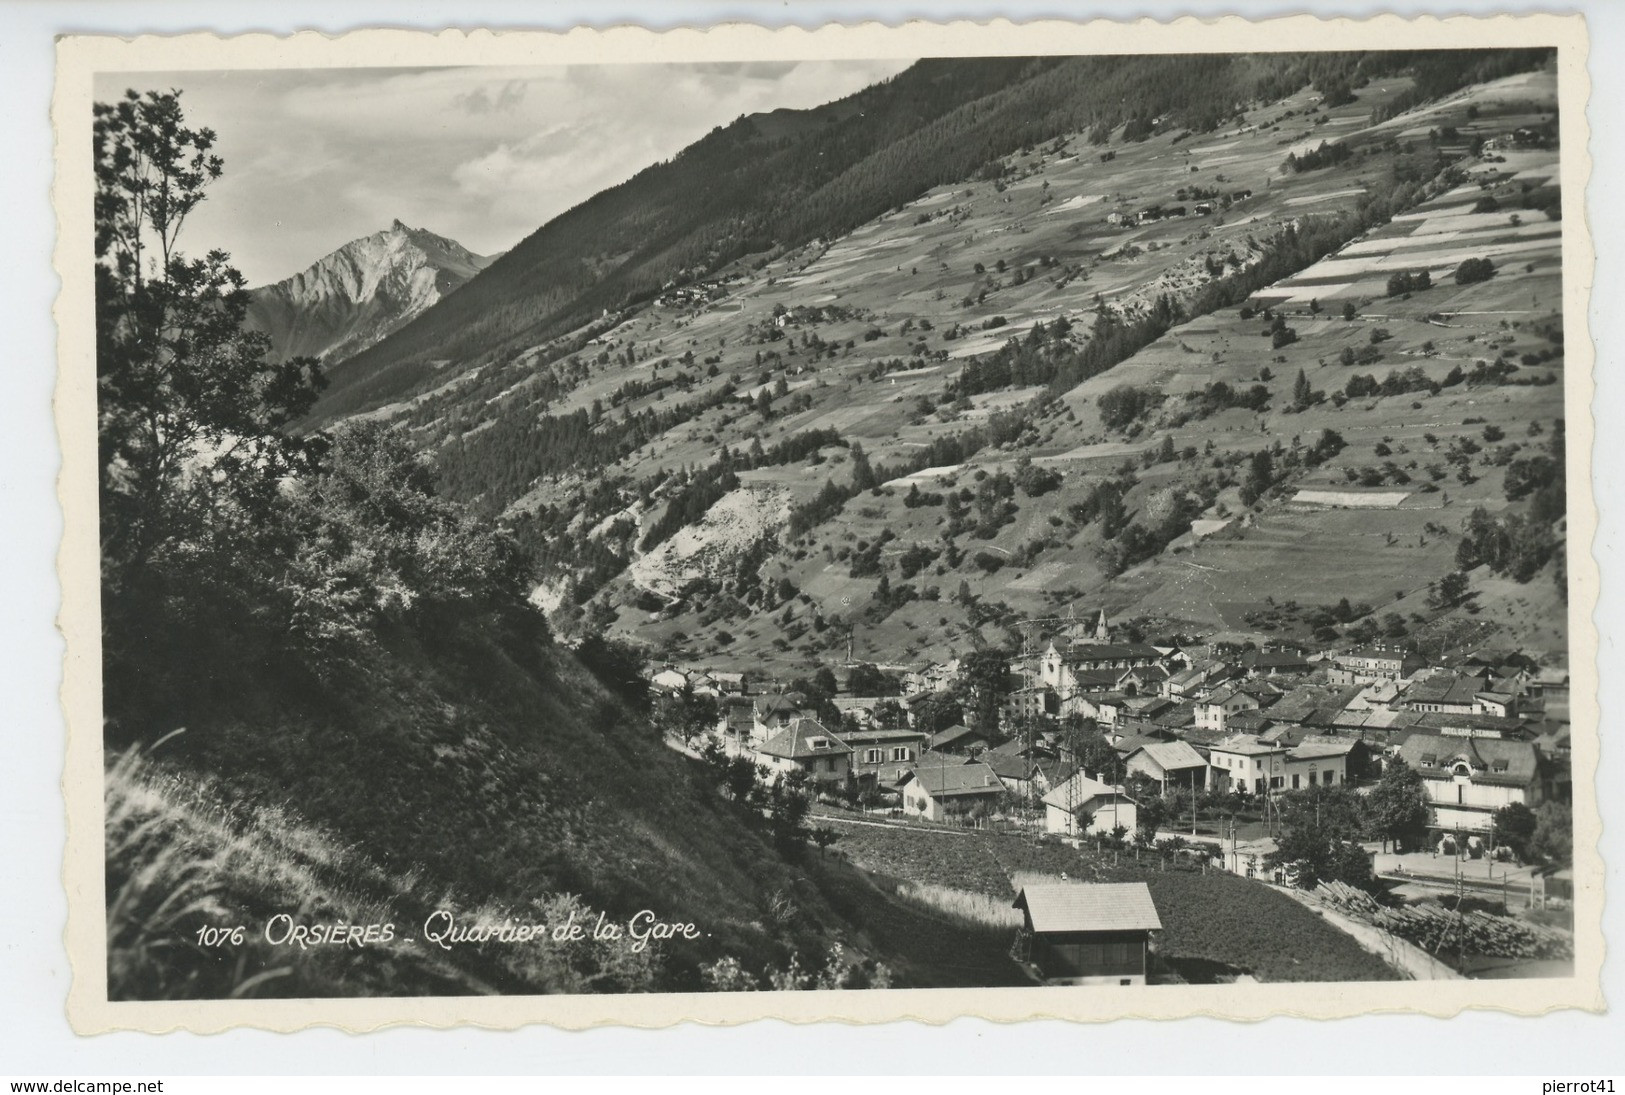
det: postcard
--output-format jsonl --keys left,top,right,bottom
{"left": 54, "top": 13, "right": 1601, "bottom": 1033}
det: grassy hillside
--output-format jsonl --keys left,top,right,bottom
{"left": 442, "top": 59, "right": 1561, "bottom": 672}
{"left": 106, "top": 599, "right": 928, "bottom": 997}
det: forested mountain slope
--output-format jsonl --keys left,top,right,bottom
{"left": 335, "top": 50, "right": 1563, "bottom": 673}
{"left": 316, "top": 49, "right": 1548, "bottom": 420}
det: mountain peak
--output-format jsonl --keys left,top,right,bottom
{"left": 245, "top": 223, "right": 496, "bottom": 364}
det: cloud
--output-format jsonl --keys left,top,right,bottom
{"left": 452, "top": 78, "right": 528, "bottom": 115}
{"left": 108, "top": 58, "right": 915, "bottom": 285}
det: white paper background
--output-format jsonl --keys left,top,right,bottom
{"left": 2, "top": 0, "right": 1619, "bottom": 1074}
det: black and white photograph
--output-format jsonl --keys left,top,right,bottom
{"left": 55, "top": 14, "right": 1601, "bottom": 1031}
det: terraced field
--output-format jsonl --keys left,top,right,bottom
{"left": 400, "top": 61, "right": 1568, "bottom": 673}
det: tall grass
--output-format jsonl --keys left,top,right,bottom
{"left": 892, "top": 880, "right": 1022, "bottom": 930}
{"left": 104, "top": 748, "right": 655, "bottom": 998}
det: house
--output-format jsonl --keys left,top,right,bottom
{"left": 1011, "top": 882, "right": 1162, "bottom": 986}
{"left": 1415, "top": 711, "right": 1532, "bottom": 740}
{"left": 711, "top": 671, "right": 745, "bottom": 695}
{"left": 1122, "top": 663, "right": 1172, "bottom": 696}
{"left": 1396, "top": 732, "right": 1543, "bottom": 836}
{"left": 985, "top": 736, "right": 1055, "bottom": 761}
{"left": 1344, "top": 679, "right": 1407, "bottom": 712}
{"left": 752, "top": 693, "right": 804, "bottom": 741}
{"left": 1126, "top": 699, "right": 1198, "bottom": 736}
{"left": 1042, "top": 772, "right": 1138, "bottom": 837}
{"left": 651, "top": 667, "right": 688, "bottom": 692}
{"left": 1226, "top": 709, "right": 1272, "bottom": 736}
{"left": 905, "top": 659, "right": 960, "bottom": 694}
{"left": 1081, "top": 692, "right": 1132, "bottom": 726}
{"left": 844, "top": 728, "right": 929, "bottom": 788}
{"left": 1238, "top": 648, "right": 1314, "bottom": 678}
{"left": 1281, "top": 738, "right": 1355, "bottom": 790}
{"left": 898, "top": 760, "right": 1006, "bottom": 822}
{"left": 1206, "top": 735, "right": 1289, "bottom": 795}
{"left": 1002, "top": 684, "right": 1057, "bottom": 722}
{"left": 1529, "top": 668, "right": 1570, "bottom": 723}
{"left": 1124, "top": 740, "right": 1210, "bottom": 793}
{"left": 753, "top": 717, "right": 852, "bottom": 783}
{"left": 1165, "top": 660, "right": 1233, "bottom": 699}
{"left": 981, "top": 752, "right": 1039, "bottom": 798}
{"left": 832, "top": 695, "right": 890, "bottom": 727}
{"left": 1044, "top": 641, "right": 1165, "bottom": 676}
{"left": 1473, "top": 691, "right": 1519, "bottom": 719}
{"left": 1208, "top": 734, "right": 1353, "bottom": 794}
{"left": 1402, "top": 673, "right": 1488, "bottom": 714}
{"left": 1109, "top": 731, "right": 1177, "bottom": 760}
{"left": 715, "top": 696, "right": 756, "bottom": 747}
{"left": 929, "top": 723, "right": 993, "bottom": 755}
{"left": 1328, "top": 645, "right": 1425, "bottom": 685}
{"left": 1194, "top": 684, "right": 1261, "bottom": 733}
{"left": 1032, "top": 758, "right": 1078, "bottom": 797}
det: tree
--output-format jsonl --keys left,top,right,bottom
{"left": 955, "top": 648, "right": 1013, "bottom": 734}
{"left": 811, "top": 826, "right": 840, "bottom": 857}
{"left": 1529, "top": 801, "right": 1573, "bottom": 866}
{"left": 813, "top": 666, "right": 839, "bottom": 697}
{"left": 283, "top": 421, "right": 529, "bottom": 649}
{"left": 1454, "top": 256, "right": 1496, "bottom": 285}
{"left": 1267, "top": 819, "right": 1373, "bottom": 888}
{"left": 1292, "top": 368, "right": 1312, "bottom": 409}
{"left": 1491, "top": 801, "right": 1539, "bottom": 861}
{"left": 910, "top": 691, "right": 965, "bottom": 735}
{"left": 1135, "top": 796, "right": 1170, "bottom": 844}
{"left": 1239, "top": 449, "right": 1274, "bottom": 507}
{"left": 1064, "top": 723, "right": 1123, "bottom": 783}
{"left": 849, "top": 442, "right": 878, "bottom": 491}
{"left": 1098, "top": 384, "right": 1150, "bottom": 430}
{"left": 1431, "top": 569, "right": 1471, "bottom": 609}
{"left": 847, "top": 662, "right": 897, "bottom": 697}
{"left": 1365, "top": 758, "right": 1430, "bottom": 852}
{"left": 1342, "top": 301, "right": 1357, "bottom": 321}
{"left": 96, "top": 89, "right": 325, "bottom": 599}
{"left": 96, "top": 89, "right": 329, "bottom": 731}
{"left": 653, "top": 685, "right": 720, "bottom": 745}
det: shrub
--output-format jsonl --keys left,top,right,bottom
{"left": 1098, "top": 384, "right": 1154, "bottom": 430}
{"left": 1455, "top": 257, "right": 1496, "bottom": 285}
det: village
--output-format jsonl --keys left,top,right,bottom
{"left": 649, "top": 613, "right": 1572, "bottom": 985}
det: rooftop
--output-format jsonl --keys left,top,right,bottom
{"left": 1060, "top": 643, "right": 1165, "bottom": 663}
{"left": 929, "top": 723, "right": 986, "bottom": 749}
{"left": 1396, "top": 733, "right": 1540, "bottom": 786}
{"left": 1210, "top": 733, "right": 1288, "bottom": 757}
{"left": 1127, "top": 740, "right": 1208, "bottom": 771}
{"left": 756, "top": 717, "right": 851, "bottom": 760}
{"left": 1014, "top": 882, "right": 1163, "bottom": 934}
{"left": 1041, "top": 771, "right": 1131, "bottom": 811}
{"left": 840, "top": 727, "right": 926, "bottom": 744}
{"left": 902, "top": 760, "right": 1005, "bottom": 797}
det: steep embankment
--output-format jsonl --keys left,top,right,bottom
{"left": 106, "top": 603, "right": 890, "bottom": 998}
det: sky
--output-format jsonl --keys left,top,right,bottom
{"left": 94, "top": 60, "right": 913, "bottom": 287}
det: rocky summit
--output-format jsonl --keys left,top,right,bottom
{"left": 244, "top": 219, "right": 497, "bottom": 364}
